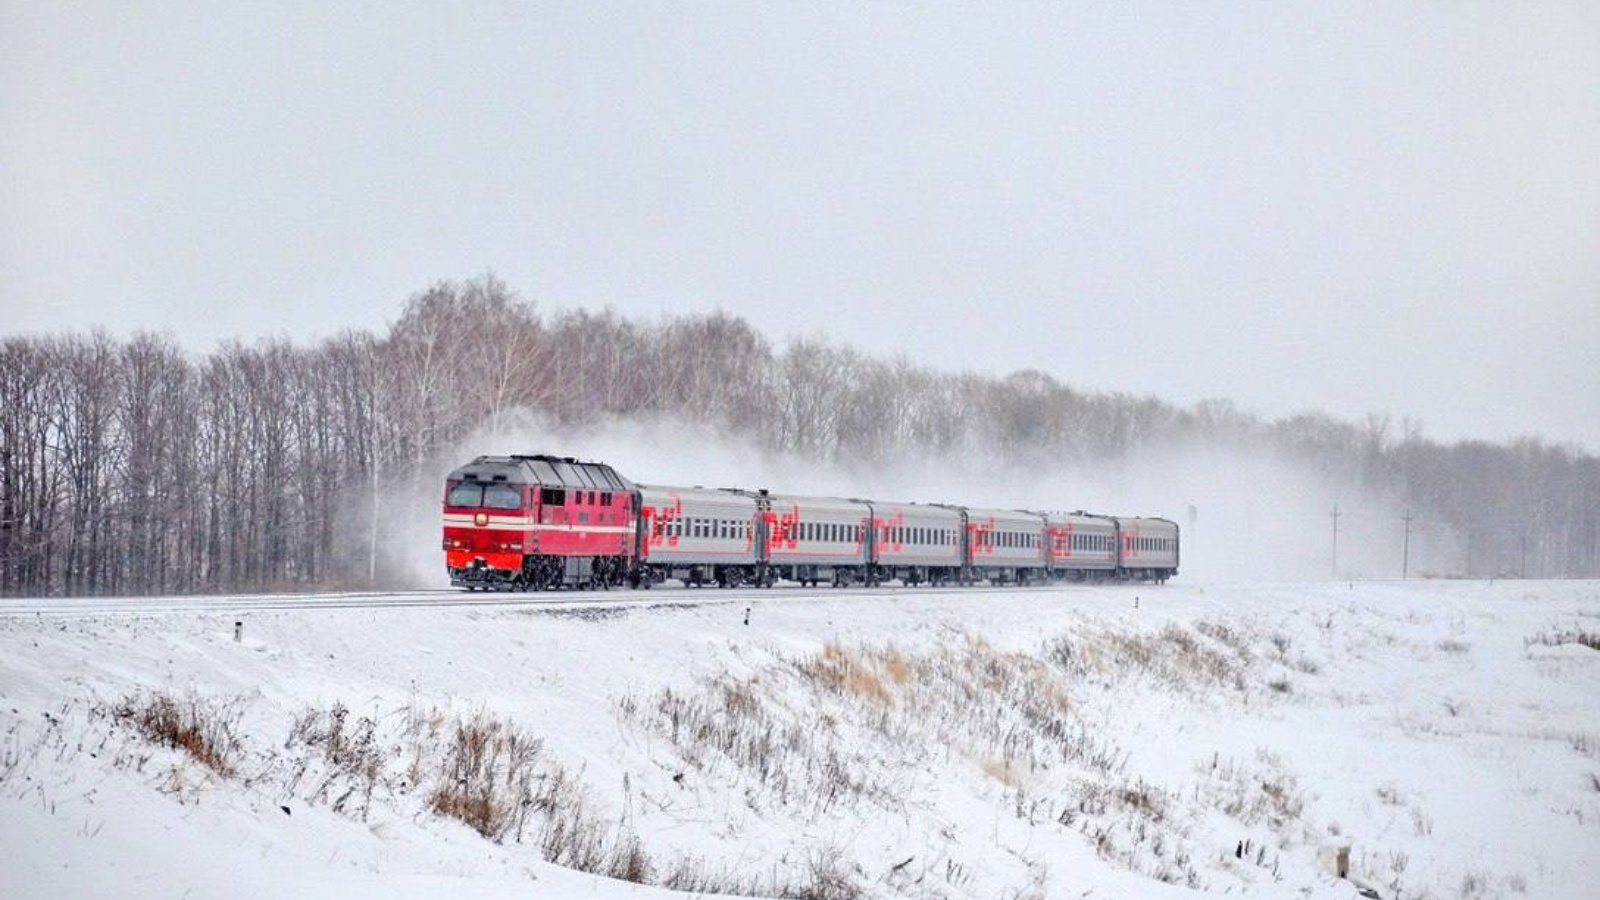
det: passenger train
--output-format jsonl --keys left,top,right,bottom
{"left": 442, "top": 454, "right": 1178, "bottom": 591}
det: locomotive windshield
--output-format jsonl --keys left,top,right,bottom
{"left": 446, "top": 482, "right": 522, "bottom": 510}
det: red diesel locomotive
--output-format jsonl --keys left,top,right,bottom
{"left": 443, "top": 455, "right": 636, "bottom": 590}
{"left": 442, "top": 453, "right": 1180, "bottom": 591}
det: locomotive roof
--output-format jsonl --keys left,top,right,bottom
{"left": 447, "top": 454, "right": 633, "bottom": 491}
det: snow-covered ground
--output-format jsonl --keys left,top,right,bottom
{"left": 3, "top": 580, "right": 1596, "bottom": 900}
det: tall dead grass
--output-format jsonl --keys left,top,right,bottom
{"left": 287, "top": 703, "right": 383, "bottom": 818}
{"left": 1527, "top": 628, "right": 1600, "bottom": 651}
{"left": 112, "top": 691, "right": 243, "bottom": 776}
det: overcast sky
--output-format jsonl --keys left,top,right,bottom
{"left": 3, "top": 1, "right": 1597, "bottom": 450}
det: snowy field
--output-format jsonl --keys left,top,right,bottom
{"left": 2, "top": 580, "right": 1597, "bottom": 900}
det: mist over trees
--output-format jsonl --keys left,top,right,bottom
{"left": 2, "top": 275, "right": 1596, "bottom": 596}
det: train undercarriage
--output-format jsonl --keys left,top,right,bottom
{"left": 451, "top": 554, "right": 631, "bottom": 592}
{"left": 455, "top": 555, "right": 1174, "bottom": 591}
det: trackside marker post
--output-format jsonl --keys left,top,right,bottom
{"left": 234, "top": 621, "right": 242, "bottom": 642}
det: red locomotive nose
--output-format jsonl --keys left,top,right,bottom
{"left": 473, "top": 512, "right": 489, "bottom": 527}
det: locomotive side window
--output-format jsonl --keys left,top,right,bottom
{"left": 482, "top": 484, "right": 521, "bottom": 510}
{"left": 447, "top": 483, "right": 482, "bottom": 507}
{"left": 540, "top": 487, "right": 565, "bottom": 506}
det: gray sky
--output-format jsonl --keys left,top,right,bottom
{"left": 4, "top": 1, "right": 1597, "bottom": 450}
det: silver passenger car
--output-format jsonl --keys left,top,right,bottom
{"left": 1113, "top": 516, "right": 1180, "bottom": 583}
{"left": 636, "top": 485, "right": 760, "bottom": 586}
{"left": 1043, "top": 511, "right": 1118, "bottom": 579}
{"left": 865, "top": 500, "right": 963, "bottom": 584}
{"left": 755, "top": 493, "right": 872, "bottom": 586}
{"left": 962, "top": 507, "right": 1048, "bottom": 582}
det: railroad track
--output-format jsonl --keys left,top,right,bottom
{"left": 0, "top": 582, "right": 1084, "bottom": 618}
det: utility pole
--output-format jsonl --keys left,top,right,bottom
{"left": 1401, "top": 509, "right": 1414, "bottom": 580}
{"left": 1329, "top": 504, "right": 1341, "bottom": 578}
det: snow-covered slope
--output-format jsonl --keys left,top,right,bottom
{"left": 3, "top": 580, "right": 1596, "bottom": 899}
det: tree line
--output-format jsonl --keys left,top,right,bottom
{"left": 2, "top": 275, "right": 1595, "bottom": 595}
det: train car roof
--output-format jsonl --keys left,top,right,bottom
{"left": 1040, "top": 511, "right": 1119, "bottom": 528}
{"left": 1112, "top": 516, "right": 1180, "bottom": 532}
{"left": 962, "top": 507, "right": 1048, "bottom": 526}
{"left": 757, "top": 493, "right": 872, "bottom": 516}
{"left": 861, "top": 499, "right": 964, "bottom": 521}
{"left": 447, "top": 455, "right": 633, "bottom": 491}
{"left": 637, "top": 484, "right": 759, "bottom": 508}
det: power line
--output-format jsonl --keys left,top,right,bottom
{"left": 1401, "top": 509, "right": 1414, "bottom": 580}
{"left": 1329, "top": 504, "right": 1341, "bottom": 578}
